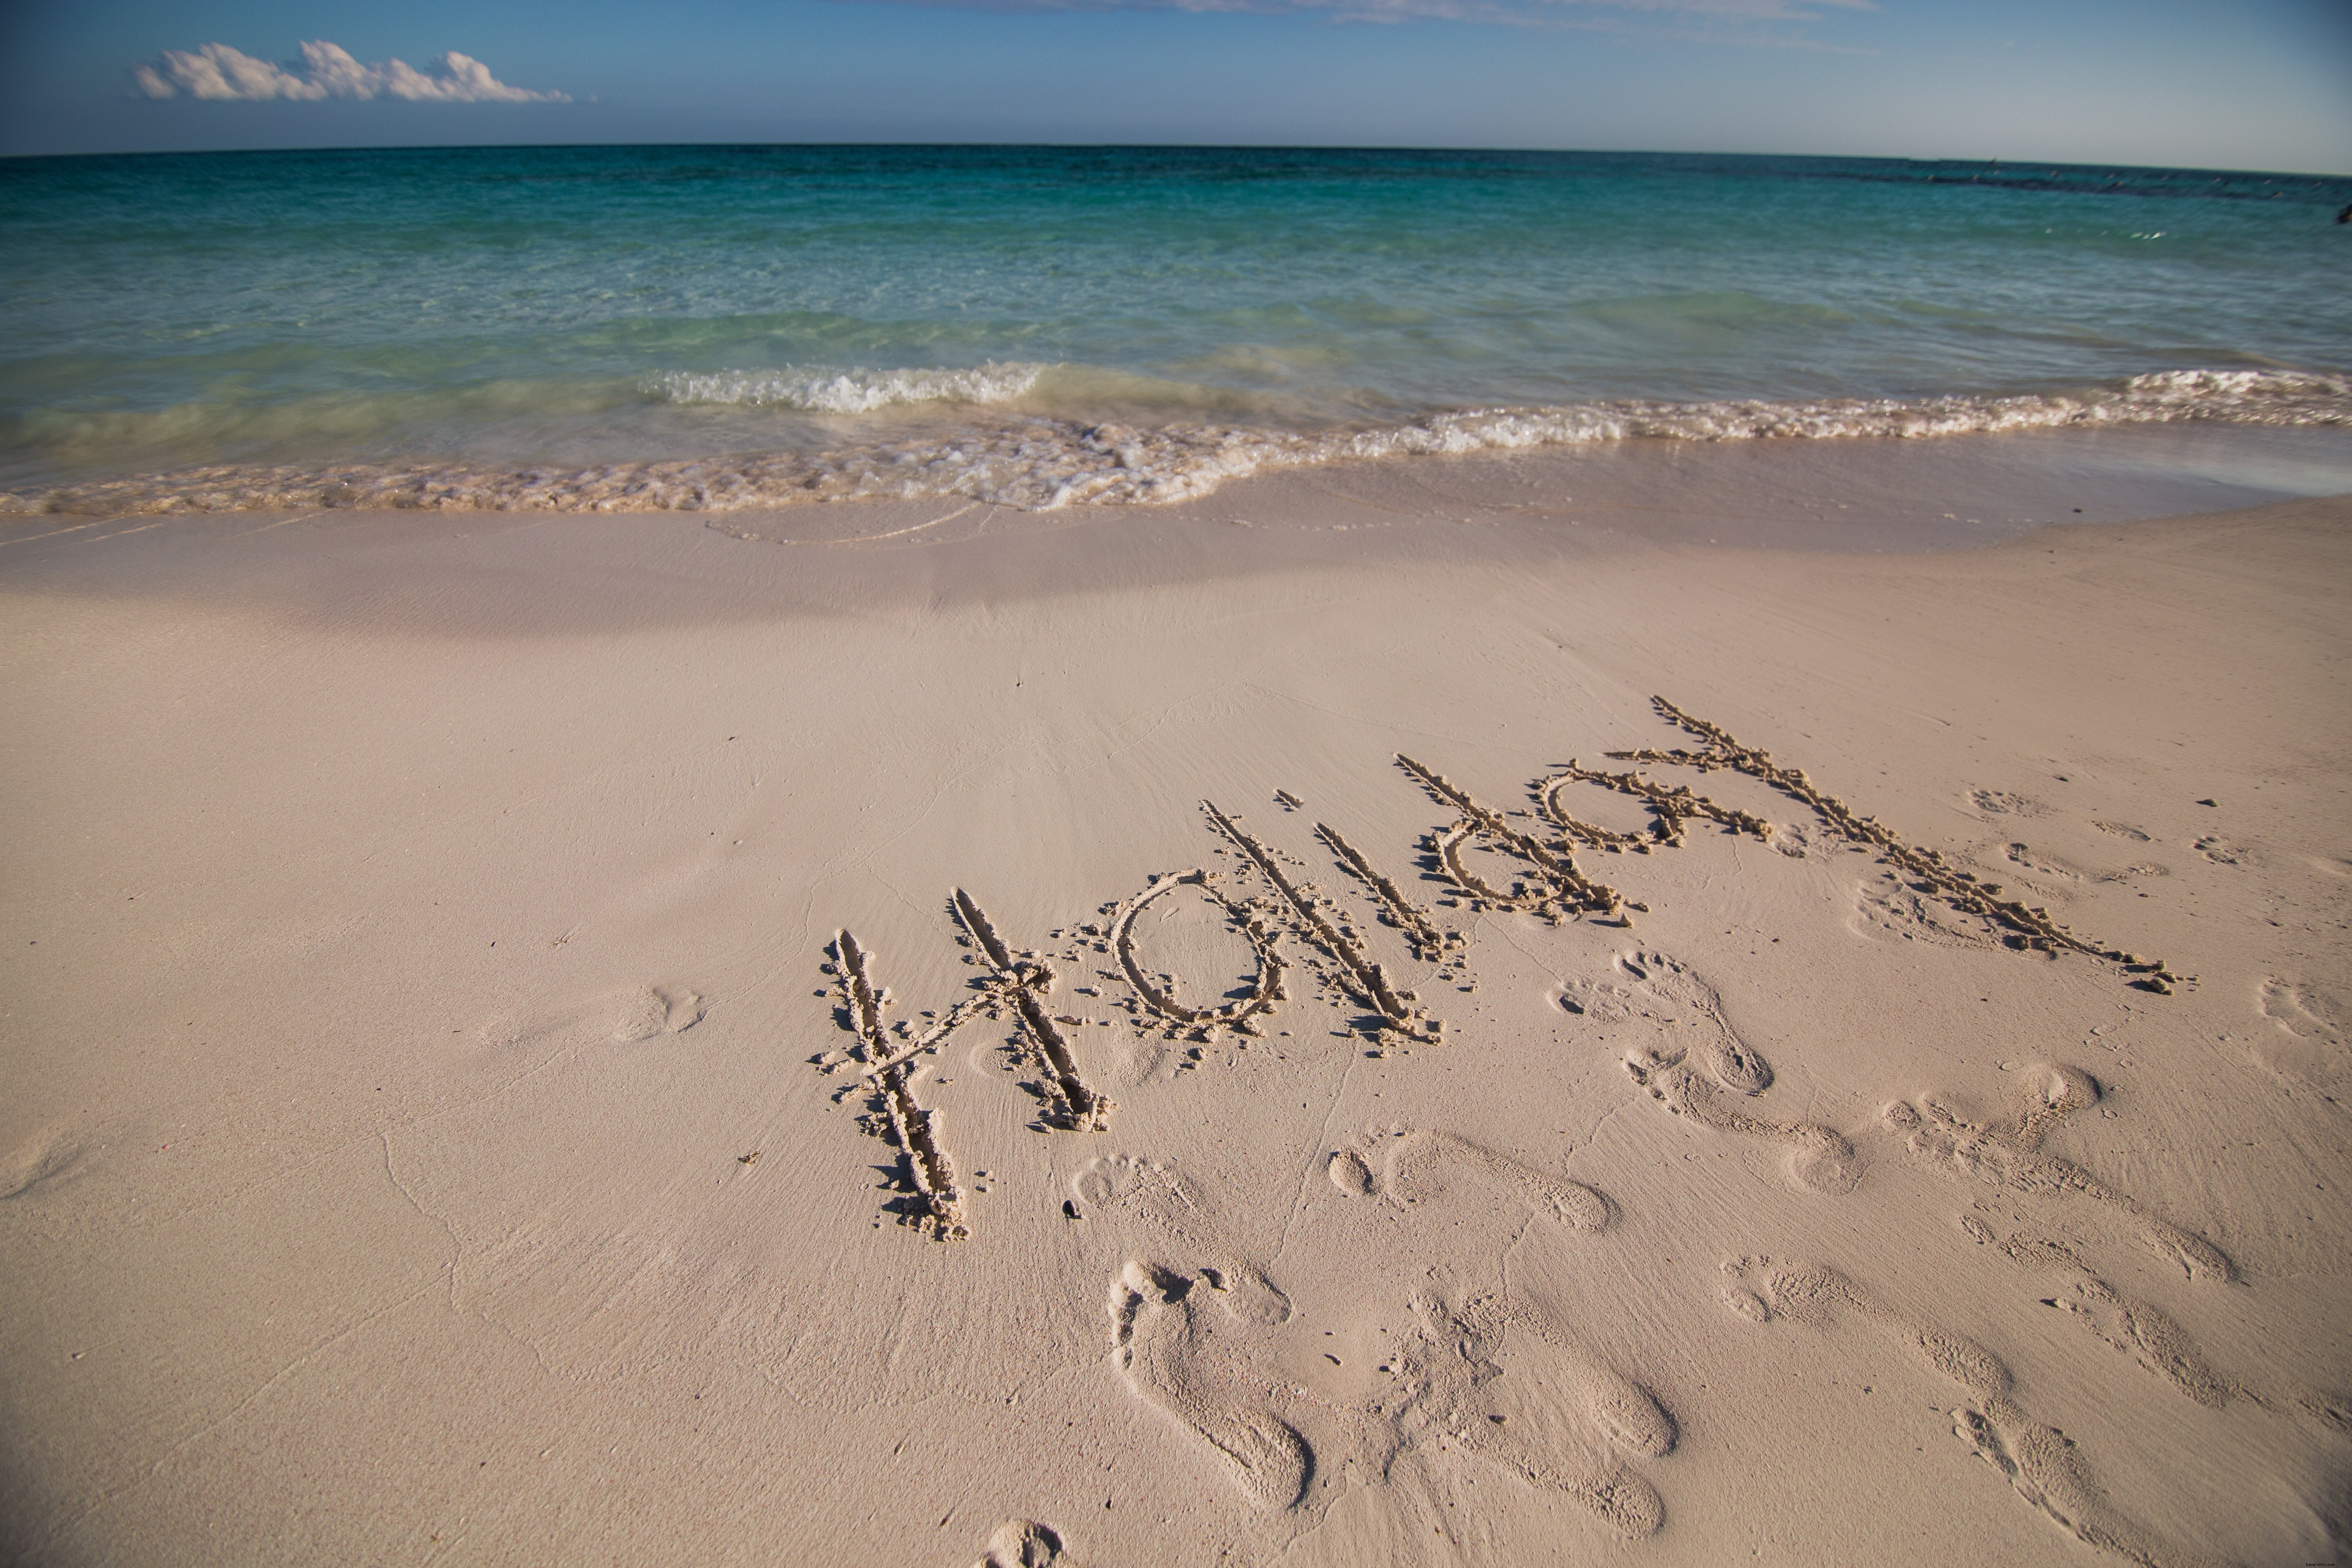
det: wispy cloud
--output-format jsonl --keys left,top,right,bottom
{"left": 132, "top": 41, "right": 569, "bottom": 104}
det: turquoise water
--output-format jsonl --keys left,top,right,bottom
{"left": 1, "top": 145, "right": 2348, "bottom": 511}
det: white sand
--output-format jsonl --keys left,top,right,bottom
{"left": 2, "top": 448, "right": 2347, "bottom": 1566}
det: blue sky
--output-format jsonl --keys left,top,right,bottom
{"left": 2, "top": 0, "right": 2347, "bottom": 170}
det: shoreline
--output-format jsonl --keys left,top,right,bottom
{"left": 3, "top": 455, "right": 2348, "bottom": 1566}
{"left": 6, "top": 372, "right": 2349, "bottom": 521}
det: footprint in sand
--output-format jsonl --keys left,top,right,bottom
{"left": 1954, "top": 1399, "right": 2231, "bottom": 1568}
{"left": 2194, "top": 835, "right": 2255, "bottom": 867}
{"left": 1561, "top": 950, "right": 1772, "bottom": 1092}
{"left": 1884, "top": 1064, "right": 2232, "bottom": 1283}
{"left": 2251, "top": 976, "right": 2347, "bottom": 1093}
{"left": 1721, "top": 1256, "right": 2010, "bottom": 1396}
{"left": 1963, "top": 1214, "right": 2352, "bottom": 1440}
{"left": 1566, "top": 950, "right": 1857, "bottom": 1194}
{"left": 479, "top": 983, "right": 704, "bottom": 1056}
{"left": 1076, "top": 1154, "right": 1307, "bottom": 1510}
{"left": 1071, "top": 1155, "right": 1290, "bottom": 1308}
{"left": 1109, "top": 1259, "right": 1311, "bottom": 1512}
{"left": 1958, "top": 1218, "right": 2231, "bottom": 1410}
{"left": 1379, "top": 1285, "right": 1672, "bottom": 1539}
{"left": 1084, "top": 1145, "right": 1671, "bottom": 1537}
{"left": 1322, "top": 1127, "right": 1674, "bottom": 1539}
{"left": 611, "top": 984, "right": 704, "bottom": 1041}
{"left": 1326, "top": 1126, "right": 1610, "bottom": 1232}
{"left": 1722, "top": 1256, "right": 2221, "bottom": 1568}
{"left": 971, "top": 1519, "right": 1069, "bottom": 1568}
{"left": 1969, "top": 788, "right": 2054, "bottom": 819}
{"left": 2004, "top": 840, "right": 2095, "bottom": 886}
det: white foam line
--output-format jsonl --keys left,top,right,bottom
{"left": 236, "top": 510, "right": 326, "bottom": 538}
{"left": 0, "top": 517, "right": 122, "bottom": 548}
{"left": 771, "top": 501, "right": 980, "bottom": 546}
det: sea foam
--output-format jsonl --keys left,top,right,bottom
{"left": 651, "top": 364, "right": 1048, "bottom": 414}
{"left": 6, "top": 369, "right": 2346, "bottom": 517}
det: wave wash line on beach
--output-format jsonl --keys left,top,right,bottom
{"left": 4, "top": 368, "right": 2346, "bottom": 517}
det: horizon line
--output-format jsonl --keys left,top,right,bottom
{"left": 3, "top": 140, "right": 2347, "bottom": 181}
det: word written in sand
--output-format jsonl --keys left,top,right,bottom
{"left": 1600, "top": 697, "right": 2181, "bottom": 989}
{"left": 815, "top": 699, "right": 2170, "bottom": 1238}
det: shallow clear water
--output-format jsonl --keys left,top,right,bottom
{"left": 1, "top": 145, "right": 2347, "bottom": 511}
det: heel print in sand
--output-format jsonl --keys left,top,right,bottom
{"left": 1322, "top": 1129, "right": 1672, "bottom": 1538}
{"left": 1327, "top": 1126, "right": 1610, "bottom": 1233}
{"left": 1571, "top": 949, "right": 1858, "bottom": 1193}
{"left": 1388, "top": 1286, "right": 1674, "bottom": 1538}
{"left": 1885, "top": 1064, "right": 2232, "bottom": 1283}
{"left": 1960, "top": 1220, "right": 2233, "bottom": 1409}
{"left": 1723, "top": 1257, "right": 2224, "bottom": 1568}
{"left": 1108, "top": 1260, "right": 1312, "bottom": 1512}
{"left": 1955, "top": 1399, "right": 2230, "bottom": 1568}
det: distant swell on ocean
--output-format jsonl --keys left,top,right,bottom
{"left": 6, "top": 368, "right": 2347, "bottom": 516}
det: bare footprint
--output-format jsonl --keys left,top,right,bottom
{"left": 1565, "top": 949, "right": 1855, "bottom": 1193}
{"left": 1327, "top": 1127, "right": 1610, "bottom": 1232}
{"left": 971, "top": 1519, "right": 1068, "bottom": 1568}
{"left": 1724, "top": 1256, "right": 2010, "bottom": 1396}
{"left": 611, "top": 984, "right": 703, "bottom": 1042}
{"left": 1109, "top": 1260, "right": 1312, "bottom": 1511}
{"left": 1960, "top": 1220, "right": 2230, "bottom": 1410}
{"left": 1956, "top": 1397, "right": 2231, "bottom": 1568}
{"left": 0, "top": 1132, "right": 87, "bottom": 1202}
{"left": 1722, "top": 1255, "right": 2221, "bottom": 1568}
{"left": 1072, "top": 1156, "right": 1290, "bottom": 1325}
{"left": 1562, "top": 950, "right": 1772, "bottom": 1094}
{"left": 2005, "top": 841, "right": 2085, "bottom": 884}
{"left": 1625, "top": 1053, "right": 1859, "bottom": 1195}
{"left": 1389, "top": 1287, "right": 1670, "bottom": 1537}
{"left": 2251, "top": 976, "right": 2347, "bottom": 1092}
{"left": 1884, "top": 1066, "right": 2232, "bottom": 1283}
{"left": 475, "top": 982, "right": 705, "bottom": 1058}
{"left": 1970, "top": 788, "right": 2053, "bottom": 818}
{"left": 2194, "top": 836, "right": 2255, "bottom": 867}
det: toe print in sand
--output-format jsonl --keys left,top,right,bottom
{"left": 1085, "top": 1137, "right": 1676, "bottom": 1544}
{"left": 1724, "top": 1257, "right": 2235, "bottom": 1568}
{"left": 1567, "top": 947, "right": 1861, "bottom": 1194}
{"left": 1109, "top": 1261, "right": 1314, "bottom": 1512}
{"left": 1885, "top": 1062, "right": 2232, "bottom": 1282}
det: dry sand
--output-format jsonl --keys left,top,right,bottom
{"left": 2, "top": 439, "right": 2348, "bottom": 1567}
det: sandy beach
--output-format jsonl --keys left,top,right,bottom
{"left": 2, "top": 439, "right": 2347, "bottom": 1567}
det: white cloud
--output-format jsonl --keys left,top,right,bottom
{"left": 133, "top": 41, "right": 569, "bottom": 103}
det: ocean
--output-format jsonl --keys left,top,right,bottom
{"left": 1, "top": 144, "right": 2348, "bottom": 513}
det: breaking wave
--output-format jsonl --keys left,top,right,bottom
{"left": 7, "top": 368, "right": 2346, "bottom": 517}
{"left": 649, "top": 363, "right": 1049, "bottom": 414}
